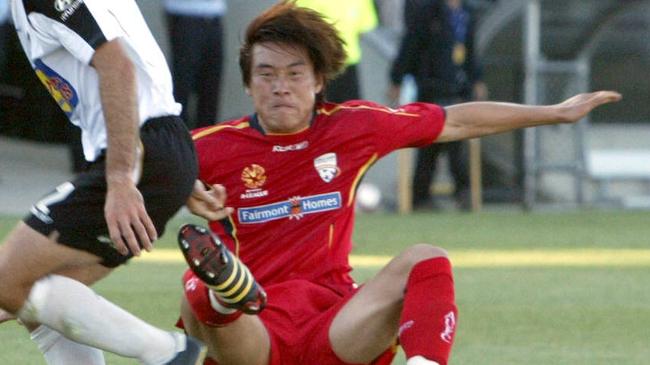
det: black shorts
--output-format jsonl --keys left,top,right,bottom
{"left": 24, "top": 116, "right": 198, "bottom": 267}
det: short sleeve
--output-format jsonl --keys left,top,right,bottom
{"left": 23, "top": 0, "right": 127, "bottom": 64}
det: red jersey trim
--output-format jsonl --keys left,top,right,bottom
{"left": 317, "top": 104, "right": 420, "bottom": 118}
{"left": 192, "top": 121, "right": 250, "bottom": 140}
{"left": 348, "top": 153, "right": 379, "bottom": 207}
{"left": 328, "top": 224, "right": 334, "bottom": 250}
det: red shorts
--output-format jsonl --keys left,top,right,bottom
{"left": 180, "top": 270, "right": 396, "bottom": 365}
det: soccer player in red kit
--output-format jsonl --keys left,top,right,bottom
{"left": 177, "top": 2, "right": 621, "bottom": 365}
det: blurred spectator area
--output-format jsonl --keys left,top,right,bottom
{"left": 0, "top": 23, "right": 69, "bottom": 143}
{"left": 2, "top": 0, "right": 648, "bottom": 207}
{"left": 365, "top": 0, "right": 650, "bottom": 207}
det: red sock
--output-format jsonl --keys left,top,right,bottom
{"left": 398, "top": 257, "right": 457, "bottom": 365}
{"left": 182, "top": 269, "right": 243, "bottom": 327}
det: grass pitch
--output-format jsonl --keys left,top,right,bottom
{"left": 1, "top": 210, "right": 649, "bottom": 364}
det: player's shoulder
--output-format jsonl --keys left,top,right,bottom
{"left": 23, "top": 0, "right": 59, "bottom": 17}
{"left": 191, "top": 116, "right": 252, "bottom": 142}
{"left": 23, "top": 0, "right": 84, "bottom": 20}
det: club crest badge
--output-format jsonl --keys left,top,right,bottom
{"left": 314, "top": 153, "right": 340, "bottom": 183}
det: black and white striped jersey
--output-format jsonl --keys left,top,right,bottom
{"left": 12, "top": 0, "right": 181, "bottom": 161}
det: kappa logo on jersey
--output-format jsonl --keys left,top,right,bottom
{"left": 241, "top": 164, "right": 269, "bottom": 199}
{"left": 54, "top": 0, "right": 83, "bottom": 21}
{"left": 314, "top": 153, "right": 340, "bottom": 183}
{"left": 238, "top": 192, "right": 342, "bottom": 224}
{"left": 440, "top": 311, "right": 456, "bottom": 344}
{"left": 272, "top": 141, "right": 309, "bottom": 152}
{"left": 34, "top": 59, "right": 79, "bottom": 117}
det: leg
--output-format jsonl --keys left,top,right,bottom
{"left": 195, "top": 16, "right": 223, "bottom": 128}
{"left": 31, "top": 325, "right": 106, "bottom": 365}
{"left": 447, "top": 140, "right": 470, "bottom": 208}
{"left": 0, "top": 226, "right": 112, "bottom": 365}
{"left": 0, "top": 22, "right": 9, "bottom": 81}
{"left": 329, "top": 244, "right": 456, "bottom": 364}
{"left": 412, "top": 144, "right": 443, "bottom": 208}
{"left": 180, "top": 289, "right": 270, "bottom": 365}
{"left": 177, "top": 224, "right": 270, "bottom": 365}
{"left": 166, "top": 14, "right": 200, "bottom": 127}
{"left": 0, "top": 223, "right": 192, "bottom": 364}
{"left": 0, "top": 222, "right": 104, "bottom": 313}
{"left": 26, "top": 262, "right": 114, "bottom": 365}
{"left": 1, "top": 267, "right": 110, "bottom": 365}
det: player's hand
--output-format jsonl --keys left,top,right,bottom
{"left": 554, "top": 91, "right": 622, "bottom": 123}
{"left": 104, "top": 179, "right": 157, "bottom": 256}
{"left": 187, "top": 180, "right": 234, "bottom": 221}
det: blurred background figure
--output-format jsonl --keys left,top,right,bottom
{"left": 296, "top": 0, "right": 378, "bottom": 102}
{"left": 0, "top": 0, "right": 10, "bottom": 90}
{"left": 164, "top": 0, "right": 227, "bottom": 128}
{"left": 389, "top": 0, "right": 487, "bottom": 211}
{"left": 0, "top": 0, "right": 7, "bottom": 183}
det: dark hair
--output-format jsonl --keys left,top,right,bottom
{"left": 239, "top": 1, "right": 347, "bottom": 101}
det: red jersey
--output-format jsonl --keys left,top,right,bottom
{"left": 192, "top": 100, "right": 445, "bottom": 292}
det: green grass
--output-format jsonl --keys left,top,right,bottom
{"left": 1, "top": 210, "right": 649, "bottom": 364}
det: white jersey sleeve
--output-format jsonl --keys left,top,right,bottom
{"left": 12, "top": 0, "right": 181, "bottom": 162}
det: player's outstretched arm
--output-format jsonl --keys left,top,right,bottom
{"left": 187, "top": 180, "right": 234, "bottom": 221}
{"left": 437, "top": 90, "right": 622, "bottom": 142}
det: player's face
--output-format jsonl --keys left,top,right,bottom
{"left": 247, "top": 42, "right": 323, "bottom": 134}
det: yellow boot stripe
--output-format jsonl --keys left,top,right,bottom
{"left": 218, "top": 261, "right": 247, "bottom": 298}
{"left": 210, "top": 256, "right": 240, "bottom": 291}
{"left": 221, "top": 267, "right": 254, "bottom": 304}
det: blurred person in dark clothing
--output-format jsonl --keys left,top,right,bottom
{"left": 164, "top": 0, "right": 227, "bottom": 128}
{"left": 0, "top": 0, "right": 10, "bottom": 85}
{"left": 389, "top": 0, "right": 487, "bottom": 210}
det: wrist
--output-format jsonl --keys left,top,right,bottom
{"left": 106, "top": 172, "right": 136, "bottom": 187}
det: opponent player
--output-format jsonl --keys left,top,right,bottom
{"left": 0, "top": 1, "right": 204, "bottom": 364}
{"left": 178, "top": 2, "right": 621, "bottom": 365}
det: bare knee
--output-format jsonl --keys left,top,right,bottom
{"left": 393, "top": 244, "right": 448, "bottom": 276}
{"left": 374, "top": 244, "right": 449, "bottom": 301}
{"left": 0, "top": 253, "right": 35, "bottom": 313}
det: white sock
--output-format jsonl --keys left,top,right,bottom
{"left": 208, "top": 289, "right": 238, "bottom": 314}
{"left": 406, "top": 355, "right": 441, "bottom": 365}
{"left": 31, "top": 325, "right": 105, "bottom": 365}
{"left": 18, "top": 275, "right": 183, "bottom": 365}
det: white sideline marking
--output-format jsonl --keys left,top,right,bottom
{"left": 136, "top": 249, "right": 650, "bottom": 268}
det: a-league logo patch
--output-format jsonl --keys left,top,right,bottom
{"left": 314, "top": 152, "right": 340, "bottom": 183}
{"left": 241, "top": 164, "right": 267, "bottom": 189}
